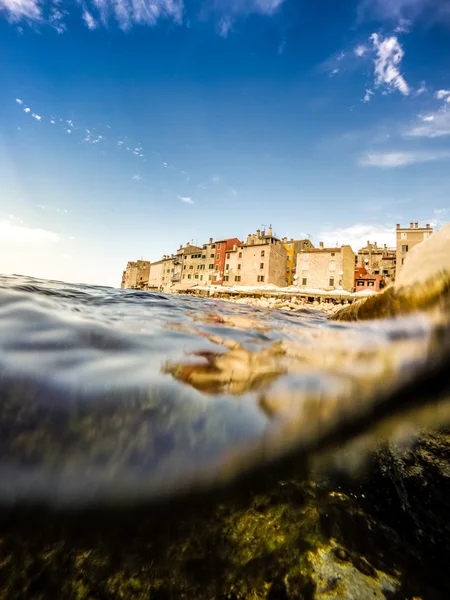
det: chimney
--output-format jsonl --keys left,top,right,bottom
{"left": 209, "top": 237, "right": 213, "bottom": 244}
{"left": 384, "top": 244, "right": 387, "bottom": 249}
{"left": 261, "top": 230, "right": 265, "bottom": 237}
{"left": 426, "top": 223, "right": 430, "bottom": 229}
{"left": 268, "top": 224, "right": 273, "bottom": 237}
{"left": 180, "top": 244, "right": 183, "bottom": 249}
{"left": 233, "top": 244, "right": 237, "bottom": 251}
{"left": 366, "top": 240, "right": 370, "bottom": 246}
{"left": 256, "top": 229, "right": 261, "bottom": 238}
{"left": 410, "top": 222, "right": 414, "bottom": 228}
{"left": 319, "top": 241, "right": 324, "bottom": 249}
{"left": 415, "top": 222, "right": 418, "bottom": 228}
{"left": 396, "top": 223, "right": 400, "bottom": 229}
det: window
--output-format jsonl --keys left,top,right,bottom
{"left": 183, "top": 275, "right": 185, "bottom": 279}
{"left": 223, "top": 276, "right": 229, "bottom": 282}
{"left": 195, "top": 274, "right": 199, "bottom": 279}
{"left": 237, "top": 264, "right": 241, "bottom": 270}
{"left": 331, "top": 252, "right": 335, "bottom": 257}
{"left": 238, "top": 252, "right": 242, "bottom": 258}
{"left": 257, "top": 275, "right": 265, "bottom": 282}
{"left": 401, "top": 258, "right": 404, "bottom": 265}
{"left": 261, "top": 250, "right": 265, "bottom": 257}
{"left": 374, "top": 270, "right": 379, "bottom": 275}
{"left": 211, "top": 244, "right": 215, "bottom": 249}
{"left": 216, "top": 254, "right": 220, "bottom": 260}
{"left": 225, "top": 264, "right": 229, "bottom": 270}
{"left": 235, "top": 276, "right": 241, "bottom": 282}
{"left": 401, "top": 245, "right": 408, "bottom": 252}
{"left": 209, "top": 264, "right": 214, "bottom": 269}
{"left": 210, "top": 254, "right": 214, "bottom": 258}
{"left": 367, "top": 281, "right": 375, "bottom": 286}
{"left": 217, "top": 243, "right": 221, "bottom": 249}
{"left": 200, "top": 275, "right": 203, "bottom": 281}
{"left": 189, "top": 265, "right": 193, "bottom": 270}
{"left": 260, "top": 263, "right": 264, "bottom": 269}
{"left": 329, "top": 277, "right": 335, "bottom": 287}
{"left": 357, "top": 281, "right": 365, "bottom": 286}
{"left": 171, "top": 269, "right": 174, "bottom": 273}
{"left": 188, "top": 274, "right": 191, "bottom": 279}
{"left": 183, "top": 265, "right": 186, "bottom": 270}
{"left": 286, "top": 268, "right": 290, "bottom": 273}
{"left": 302, "top": 278, "right": 307, "bottom": 286}
{"left": 197, "top": 265, "right": 201, "bottom": 269}
{"left": 215, "top": 265, "right": 219, "bottom": 270}
{"left": 208, "top": 275, "right": 212, "bottom": 281}
{"left": 202, "top": 255, "right": 206, "bottom": 259}
{"left": 227, "top": 253, "right": 230, "bottom": 259}
{"left": 383, "top": 269, "right": 388, "bottom": 275}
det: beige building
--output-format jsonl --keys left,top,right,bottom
{"left": 121, "top": 260, "right": 150, "bottom": 289}
{"left": 179, "top": 244, "right": 206, "bottom": 287}
{"left": 396, "top": 222, "right": 433, "bottom": 274}
{"left": 357, "top": 241, "right": 396, "bottom": 283}
{"left": 282, "top": 238, "right": 315, "bottom": 285}
{"left": 223, "top": 227, "right": 288, "bottom": 287}
{"left": 296, "top": 243, "right": 355, "bottom": 291}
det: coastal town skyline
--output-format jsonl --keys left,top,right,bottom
{"left": 1, "top": 0, "right": 450, "bottom": 287}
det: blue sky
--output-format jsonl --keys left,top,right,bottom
{"left": 1, "top": 0, "right": 449, "bottom": 286}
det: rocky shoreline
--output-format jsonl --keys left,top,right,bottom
{"left": 219, "top": 294, "right": 346, "bottom": 316}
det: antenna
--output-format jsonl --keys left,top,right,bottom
{"left": 307, "top": 233, "right": 312, "bottom": 240}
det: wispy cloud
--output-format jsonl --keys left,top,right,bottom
{"left": 362, "top": 88, "right": 374, "bottom": 103}
{"left": 177, "top": 195, "right": 194, "bottom": 204}
{"left": 319, "top": 223, "right": 396, "bottom": 252}
{"left": 359, "top": 150, "right": 450, "bottom": 168}
{"left": 15, "top": 97, "right": 23, "bottom": 104}
{"left": 405, "top": 106, "right": 450, "bottom": 138}
{"left": 358, "top": 0, "right": 450, "bottom": 27}
{"left": 1, "top": 0, "right": 285, "bottom": 32}
{"left": 0, "top": 218, "right": 60, "bottom": 244}
{"left": 230, "top": 187, "right": 238, "bottom": 197}
{"left": 0, "top": 0, "right": 41, "bottom": 21}
{"left": 83, "top": 9, "right": 96, "bottom": 29}
{"left": 371, "top": 33, "right": 409, "bottom": 96}
{"left": 32, "top": 113, "right": 42, "bottom": 121}
{"left": 354, "top": 44, "right": 368, "bottom": 57}
{"left": 132, "top": 174, "right": 142, "bottom": 181}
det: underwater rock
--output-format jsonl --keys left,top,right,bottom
{"left": 333, "top": 223, "right": 450, "bottom": 322}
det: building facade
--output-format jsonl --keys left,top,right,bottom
{"left": 396, "top": 222, "right": 433, "bottom": 274}
{"left": 296, "top": 243, "right": 355, "bottom": 291}
{"left": 356, "top": 241, "right": 396, "bottom": 283}
{"left": 282, "top": 238, "right": 315, "bottom": 285}
{"left": 121, "top": 260, "right": 150, "bottom": 289}
{"left": 224, "top": 227, "right": 287, "bottom": 287}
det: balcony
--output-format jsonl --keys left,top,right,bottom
{"left": 171, "top": 273, "right": 181, "bottom": 282}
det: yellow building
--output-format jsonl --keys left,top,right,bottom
{"left": 282, "top": 238, "right": 314, "bottom": 285}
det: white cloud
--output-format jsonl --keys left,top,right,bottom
{"left": 0, "top": 218, "right": 59, "bottom": 244}
{"left": 66, "top": 129, "right": 71, "bottom": 133}
{"left": 218, "top": 15, "right": 232, "bottom": 37}
{"left": 371, "top": 33, "right": 409, "bottom": 96}
{"left": 231, "top": 187, "right": 238, "bottom": 197}
{"left": 83, "top": 9, "right": 97, "bottom": 29}
{"left": 416, "top": 81, "right": 427, "bottom": 95}
{"left": 362, "top": 88, "right": 374, "bottom": 103}
{"left": 0, "top": 0, "right": 41, "bottom": 21}
{"left": 318, "top": 223, "right": 396, "bottom": 253}
{"left": 212, "top": 176, "right": 220, "bottom": 183}
{"left": 329, "top": 68, "right": 339, "bottom": 77}
{"left": 354, "top": 44, "right": 368, "bottom": 57}
{"left": 32, "top": 113, "right": 41, "bottom": 121}
{"left": 15, "top": 97, "right": 23, "bottom": 104}
{"left": 132, "top": 174, "right": 142, "bottom": 180}
{"left": 24, "top": 107, "right": 30, "bottom": 113}
{"left": 177, "top": 195, "right": 194, "bottom": 204}
{"left": 117, "top": 140, "right": 124, "bottom": 146}
{"left": 406, "top": 106, "right": 450, "bottom": 137}
{"left": 436, "top": 89, "right": 450, "bottom": 100}
{"left": 50, "top": 119, "right": 55, "bottom": 124}
{"left": 359, "top": 150, "right": 450, "bottom": 167}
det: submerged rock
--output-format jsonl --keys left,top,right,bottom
{"left": 333, "top": 224, "right": 450, "bottom": 322}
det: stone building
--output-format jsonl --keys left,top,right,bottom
{"left": 120, "top": 260, "right": 150, "bottom": 289}
{"left": 148, "top": 255, "right": 178, "bottom": 292}
{"left": 282, "top": 238, "right": 315, "bottom": 286}
{"left": 178, "top": 244, "right": 206, "bottom": 287}
{"left": 224, "top": 226, "right": 287, "bottom": 287}
{"left": 296, "top": 243, "right": 355, "bottom": 292}
{"left": 357, "top": 241, "right": 396, "bottom": 283}
{"left": 396, "top": 222, "right": 433, "bottom": 274}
